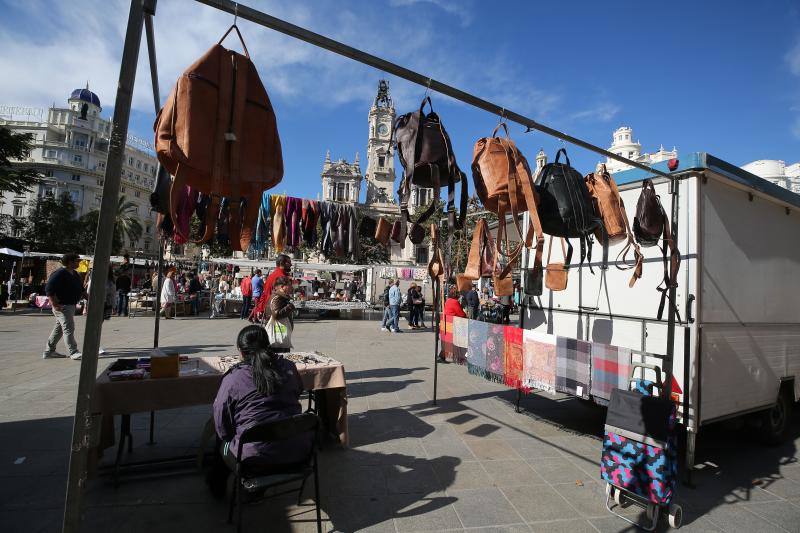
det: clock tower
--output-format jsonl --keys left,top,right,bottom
{"left": 364, "top": 80, "right": 396, "bottom": 206}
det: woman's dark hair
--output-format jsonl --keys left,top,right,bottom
{"left": 448, "top": 286, "right": 459, "bottom": 299}
{"left": 236, "top": 325, "right": 284, "bottom": 396}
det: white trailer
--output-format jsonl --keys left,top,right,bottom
{"left": 520, "top": 152, "right": 800, "bottom": 472}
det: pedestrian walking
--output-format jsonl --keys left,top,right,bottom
{"left": 253, "top": 255, "right": 293, "bottom": 323}
{"left": 240, "top": 272, "right": 253, "bottom": 319}
{"left": 380, "top": 284, "right": 391, "bottom": 331}
{"left": 465, "top": 284, "right": 480, "bottom": 320}
{"left": 43, "top": 253, "right": 84, "bottom": 360}
{"left": 251, "top": 269, "right": 264, "bottom": 313}
{"left": 406, "top": 283, "right": 417, "bottom": 328}
{"left": 389, "top": 279, "right": 402, "bottom": 333}
{"left": 115, "top": 268, "right": 131, "bottom": 317}
{"left": 160, "top": 268, "right": 177, "bottom": 319}
{"left": 186, "top": 272, "right": 202, "bottom": 315}
{"left": 499, "top": 293, "right": 512, "bottom": 324}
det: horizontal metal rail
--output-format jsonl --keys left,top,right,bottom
{"left": 195, "top": 0, "right": 673, "bottom": 179}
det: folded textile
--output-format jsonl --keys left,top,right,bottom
{"left": 522, "top": 330, "right": 557, "bottom": 393}
{"left": 453, "top": 316, "right": 469, "bottom": 349}
{"left": 348, "top": 205, "right": 359, "bottom": 261}
{"left": 252, "top": 191, "right": 271, "bottom": 252}
{"left": 556, "top": 337, "right": 591, "bottom": 399}
{"left": 413, "top": 268, "right": 427, "bottom": 281}
{"left": 301, "top": 199, "right": 319, "bottom": 247}
{"left": 439, "top": 314, "right": 465, "bottom": 364}
{"left": 270, "top": 194, "right": 287, "bottom": 253}
{"left": 319, "top": 202, "right": 334, "bottom": 256}
{"left": 504, "top": 326, "right": 526, "bottom": 390}
{"left": 285, "top": 197, "right": 302, "bottom": 248}
{"left": 467, "top": 319, "right": 489, "bottom": 377}
{"left": 590, "top": 342, "right": 632, "bottom": 403}
{"left": 485, "top": 323, "right": 506, "bottom": 383}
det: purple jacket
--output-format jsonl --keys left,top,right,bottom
{"left": 213, "top": 358, "right": 312, "bottom": 465}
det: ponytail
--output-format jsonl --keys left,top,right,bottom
{"left": 236, "top": 325, "right": 285, "bottom": 396}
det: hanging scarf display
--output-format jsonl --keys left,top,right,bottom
{"left": 452, "top": 316, "right": 469, "bottom": 365}
{"left": 285, "top": 196, "right": 302, "bottom": 248}
{"left": 216, "top": 197, "right": 230, "bottom": 246}
{"left": 334, "top": 204, "right": 347, "bottom": 257}
{"left": 348, "top": 205, "right": 360, "bottom": 261}
{"left": 522, "top": 330, "right": 557, "bottom": 393}
{"left": 439, "top": 313, "right": 456, "bottom": 362}
{"left": 466, "top": 319, "right": 488, "bottom": 377}
{"left": 485, "top": 323, "right": 506, "bottom": 383}
{"left": 590, "top": 342, "right": 633, "bottom": 404}
{"left": 253, "top": 192, "right": 271, "bottom": 253}
{"left": 556, "top": 336, "right": 591, "bottom": 399}
{"left": 503, "top": 326, "right": 525, "bottom": 390}
{"left": 319, "top": 202, "right": 333, "bottom": 256}
{"left": 301, "top": 199, "right": 320, "bottom": 247}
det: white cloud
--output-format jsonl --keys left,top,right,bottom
{"left": 569, "top": 103, "right": 621, "bottom": 122}
{"left": 786, "top": 39, "right": 800, "bottom": 76}
{"left": 389, "top": 0, "right": 474, "bottom": 27}
{"left": 792, "top": 116, "right": 800, "bottom": 140}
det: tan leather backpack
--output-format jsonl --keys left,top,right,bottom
{"left": 154, "top": 26, "right": 283, "bottom": 251}
{"left": 585, "top": 165, "right": 642, "bottom": 287}
{"left": 471, "top": 123, "right": 545, "bottom": 280}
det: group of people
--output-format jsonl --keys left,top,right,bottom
{"left": 379, "top": 280, "right": 427, "bottom": 333}
{"left": 443, "top": 281, "right": 520, "bottom": 328}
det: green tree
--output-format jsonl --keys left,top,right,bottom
{"left": 22, "top": 193, "right": 83, "bottom": 252}
{"left": 79, "top": 196, "right": 144, "bottom": 255}
{"left": 0, "top": 127, "right": 41, "bottom": 194}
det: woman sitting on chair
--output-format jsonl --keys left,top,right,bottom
{"left": 207, "top": 325, "right": 311, "bottom": 498}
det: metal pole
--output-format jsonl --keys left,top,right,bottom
{"left": 194, "top": 0, "right": 673, "bottom": 180}
{"left": 62, "top": 1, "right": 145, "bottom": 531}
{"left": 432, "top": 278, "right": 440, "bottom": 406}
{"left": 663, "top": 177, "right": 681, "bottom": 392}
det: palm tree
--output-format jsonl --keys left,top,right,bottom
{"left": 114, "top": 195, "right": 143, "bottom": 250}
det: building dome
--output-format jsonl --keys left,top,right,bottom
{"left": 69, "top": 87, "right": 101, "bottom": 110}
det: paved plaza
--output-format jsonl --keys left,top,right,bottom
{"left": 0, "top": 309, "right": 799, "bottom": 532}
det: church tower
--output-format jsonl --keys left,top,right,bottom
{"left": 364, "top": 80, "right": 396, "bottom": 206}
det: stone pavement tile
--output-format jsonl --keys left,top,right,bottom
{"left": 432, "top": 457, "right": 492, "bottom": 491}
{"left": 389, "top": 495, "right": 462, "bottom": 532}
{"left": 449, "top": 487, "right": 524, "bottom": 528}
{"left": 0, "top": 448, "right": 68, "bottom": 477}
{"left": 480, "top": 459, "right": 545, "bottom": 488}
{"left": 0, "top": 508, "right": 63, "bottom": 533}
{"left": 322, "top": 463, "right": 388, "bottom": 496}
{"left": 464, "top": 438, "right": 522, "bottom": 461}
{"left": 81, "top": 502, "right": 235, "bottom": 533}
{"left": 420, "top": 423, "right": 463, "bottom": 444}
{"left": 527, "top": 456, "right": 591, "bottom": 485}
{"left": 385, "top": 459, "right": 446, "bottom": 495}
{"left": 551, "top": 480, "right": 637, "bottom": 519}
{"left": 325, "top": 494, "right": 397, "bottom": 532}
{"left": 505, "top": 438, "right": 565, "bottom": 460}
{"left": 679, "top": 478, "right": 785, "bottom": 511}
{"left": 743, "top": 500, "right": 800, "bottom": 532}
{"left": 422, "top": 439, "right": 477, "bottom": 462}
{"left": 702, "top": 503, "right": 792, "bottom": 533}
{"left": 589, "top": 514, "right": 723, "bottom": 532}
{"left": 352, "top": 439, "right": 429, "bottom": 464}
{"left": 84, "top": 472, "right": 214, "bottom": 507}
{"left": 759, "top": 476, "right": 800, "bottom": 499}
{"left": 464, "top": 525, "right": 532, "bottom": 533}
{"left": 0, "top": 473, "right": 65, "bottom": 511}
{"left": 498, "top": 484, "right": 576, "bottom": 523}
{"left": 528, "top": 518, "right": 596, "bottom": 533}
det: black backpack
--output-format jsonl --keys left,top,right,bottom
{"left": 535, "top": 148, "right": 607, "bottom": 269}
{"left": 394, "top": 96, "right": 468, "bottom": 247}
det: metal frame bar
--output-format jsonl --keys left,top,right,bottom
{"left": 64, "top": 1, "right": 685, "bottom": 529}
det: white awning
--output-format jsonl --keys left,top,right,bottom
{"left": 0, "top": 247, "right": 23, "bottom": 257}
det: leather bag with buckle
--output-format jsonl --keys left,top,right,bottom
{"left": 154, "top": 25, "right": 283, "bottom": 252}
{"left": 544, "top": 236, "right": 569, "bottom": 292}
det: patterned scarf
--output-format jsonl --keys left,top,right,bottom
{"left": 452, "top": 316, "right": 469, "bottom": 365}
{"left": 590, "top": 343, "right": 632, "bottom": 404}
{"left": 503, "top": 326, "right": 526, "bottom": 390}
{"left": 556, "top": 337, "right": 591, "bottom": 399}
{"left": 467, "top": 319, "right": 488, "bottom": 377}
{"left": 439, "top": 314, "right": 455, "bottom": 362}
{"left": 522, "top": 330, "right": 557, "bottom": 393}
{"left": 485, "top": 323, "right": 506, "bottom": 383}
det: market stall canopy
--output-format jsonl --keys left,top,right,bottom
{"left": 0, "top": 248, "right": 23, "bottom": 257}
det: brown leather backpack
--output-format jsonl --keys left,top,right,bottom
{"left": 457, "top": 218, "right": 497, "bottom": 290}
{"left": 633, "top": 179, "right": 681, "bottom": 320}
{"left": 585, "top": 165, "right": 642, "bottom": 286}
{"left": 472, "top": 124, "right": 545, "bottom": 281}
{"left": 374, "top": 217, "right": 391, "bottom": 247}
{"left": 154, "top": 25, "right": 283, "bottom": 252}
{"left": 394, "top": 97, "right": 468, "bottom": 247}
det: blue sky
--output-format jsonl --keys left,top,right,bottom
{"left": 1, "top": 0, "right": 799, "bottom": 201}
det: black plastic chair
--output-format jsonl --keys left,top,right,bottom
{"left": 227, "top": 412, "right": 322, "bottom": 533}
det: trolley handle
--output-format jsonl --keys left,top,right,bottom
{"left": 629, "top": 363, "right": 664, "bottom": 392}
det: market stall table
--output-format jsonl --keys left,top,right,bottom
{"left": 34, "top": 295, "right": 51, "bottom": 311}
{"left": 90, "top": 353, "right": 347, "bottom": 480}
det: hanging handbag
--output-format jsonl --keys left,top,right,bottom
{"left": 390, "top": 219, "right": 404, "bottom": 244}
{"left": 374, "top": 217, "right": 391, "bottom": 246}
{"left": 493, "top": 271, "right": 514, "bottom": 296}
{"left": 408, "top": 223, "right": 425, "bottom": 244}
{"left": 544, "top": 236, "right": 570, "bottom": 292}
{"left": 427, "top": 223, "right": 445, "bottom": 281}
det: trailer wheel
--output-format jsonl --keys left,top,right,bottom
{"left": 759, "top": 387, "right": 793, "bottom": 445}
{"left": 668, "top": 503, "right": 683, "bottom": 529}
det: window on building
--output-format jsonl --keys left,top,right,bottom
{"left": 46, "top": 150, "right": 57, "bottom": 159}
{"left": 136, "top": 160, "right": 142, "bottom": 169}
{"left": 70, "top": 191, "right": 79, "bottom": 203}
{"left": 143, "top": 163, "right": 148, "bottom": 173}
{"left": 95, "top": 195, "right": 101, "bottom": 205}
{"left": 44, "top": 170, "right": 53, "bottom": 177}
{"left": 134, "top": 190, "right": 140, "bottom": 198}
{"left": 145, "top": 225, "right": 151, "bottom": 234}
{"left": 378, "top": 156, "right": 385, "bottom": 168}
{"left": 628, "top": 152, "right": 634, "bottom": 159}
{"left": 144, "top": 240, "right": 151, "bottom": 251}
{"left": 71, "top": 174, "right": 80, "bottom": 181}
{"left": 73, "top": 154, "right": 82, "bottom": 163}
{"left": 336, "top": 183, "right": 346, "bottom": 202}
{"left": 44, "top": 186, "right": 54, "bottom": 196}
{"left": 416, "top": 247, "right": 429, "bottom": 265}
{"left": 98, "top": 161, "right": 106, "bottom": 169}
{"left": 127, "top": 171, "right": 133, "bottom": 178}
{"left": 128, "top": 157, "right": 134, "bottom": 166}
{"left": 74, "top": 138, "right": 86, "bottom": 148}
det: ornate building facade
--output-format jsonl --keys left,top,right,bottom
{"left": 604, "top": 126, "right": 677, "bottom": 173}
{"left": 740, "top": 159, "right": 800, "bottom": 194}
{"left": 320, "top": 80, "right": 433, "bottom": 264}
{"left": 0, "top": 86, "right": 159, "bottom": 256}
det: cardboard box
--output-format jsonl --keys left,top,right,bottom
{"left": 150, "top": 354, "right": 180, "bottom": 378}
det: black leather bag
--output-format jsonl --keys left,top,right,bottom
{"left": 394, "top": 96, "right": 468, "bottom": 247}
{"left": 358, "top": 215, "right": 377, "bottom": 238}
{"left": 536, "top": 148, "right": 607, "bottom": 269}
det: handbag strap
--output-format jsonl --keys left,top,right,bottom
{"left": 546, "top": 236, "right": 568, "bottom": 264}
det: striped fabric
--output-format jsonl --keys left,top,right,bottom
{"left": 467, "top": 319, "right": 489, "bottom": 377}
{"left": 503, "top": 326, "right": 526, "bottom": 390}
{"left": 485, "top": 323, "right": 506, "bottom": 383}
{"left": 439, "top": 315, "right": 455, "bottom": 362}
{"left": 451, "top": 316, "right": 469, "bottom": 365}
{"left": 556, "top": 337, "right": 591, "bottom": 399}
{"left": 590, "top": 343, "right": 632, "bottom": 403}
{"left": 522, "top": 330, "right": 557, "bottom": 393}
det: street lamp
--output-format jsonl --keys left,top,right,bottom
{"left": 20, "top": 245, "right": 30, "bottom": 300}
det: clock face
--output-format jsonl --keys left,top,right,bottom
{"left": 377, "top": 123, "right": 389, "bottom": 137}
